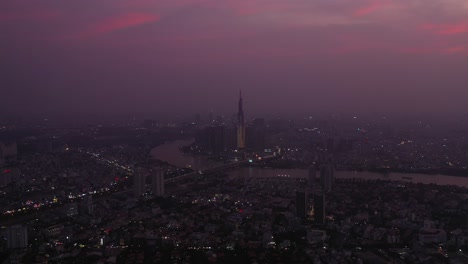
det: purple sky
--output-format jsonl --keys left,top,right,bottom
{"left": 1, "top": 0, "right": 468, "bottom": 119}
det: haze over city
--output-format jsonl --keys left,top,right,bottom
{"left": 2, "top": 0, "right": 468, "bottom": 118}
{"left": 2, "top": 1, "right": 468, "bottom": 263}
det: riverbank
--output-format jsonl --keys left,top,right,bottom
{"left": 151, "top": 140, "right": 468, "bottom": 188}
{"left": 367, "top": 167, "right": 468, "bottom": 177}
{"left": 227, "top": 167, "right": 468, "bottom": 188}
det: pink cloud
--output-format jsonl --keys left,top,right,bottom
{"left": 77, "top": 13, "right": 159, "bottom": 39}
{"left": 326, "top": 33, "right": 395, "bottom": 54}
{"left": 115, "top": 0, "right": 208, "bottom": 10}
{"left": 443, "top": 46, "right": 466, "bottom": 54}
{"left": 421, "top": 22, "right": 468, "bottom": 35}
{"left": 222, "top": 1, "right": 280, "bottom": 16}
{"left": 400, "top": 45, "right": 467, "bottom": 56}
{"left": 144, "top": 0, "right": 288, "bottom": 17}
{"left": 114, "top": 0, "right": 268, "bottom": 16}
{"left": 400, "top": 47, "right": 435, "bottom": 54}
{"left": 353, "top": 1, "right": 388, "bottom": 17}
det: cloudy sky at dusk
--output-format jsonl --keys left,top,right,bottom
{"left": 1, "top": 0, "right": 468, "bottom": 119}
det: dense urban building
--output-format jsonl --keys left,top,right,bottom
{"left": 133, "top": 168, "right": 146, "bottom": 197}
{"left": 6, "top": 225, "right": 28, "bottom": 249}
{"left": 1, "top": 113, "right": 468, "bottom": 263}
{"left": 4, "top": 0, "right": 468, "bottom": 262}
{"left": 308, "top": 164, "right": 316, "bottom": 191}
{"left": 195, "top": 93, "right": 266, "bottom": 155}
{"left": 313, "top": 192, "right": 326, "bottom": 226}
{"left": 80, "top": 195, "right": 94, "bottom": 215}
{"left": 151, "top": 169, "right": 165, "bottom": 196}
{"left": 320, "top": 164, "right": 334, "bottom": 192}
{"left": 296, "top": 191, "right": 307, "bottom": 219}
{"left": 204, "top": 125, "right": 225, "bottom": 154}
{"left": 246, "top": 118, "right": 266, "bottom": 151}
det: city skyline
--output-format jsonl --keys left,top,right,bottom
{"left": 1, "top": 0, "right": 468, "bottom": 118}
{"left": 2, "top": 1, "right": 468, "bottom": 260}
{"left": 1, "top": 89, "right": 468, "bottom": 262}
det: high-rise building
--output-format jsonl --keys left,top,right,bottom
{"left": 320, "top": 164, "right": 334, "bottom": 192}
{"left": 246, "top": 118, "right": 266, "bottom": 150}
{"left": 6, "top": 225, "right": 28, "bottom": 249}
{"left": 237, "top": 90, "right": 246, "bottom": 149}
{"left": 245, "top": 126, "right": 254, "bottom": 150}
{"left": 205, "top": 125, "right": 225, "bottom": 154}
{"left": 224, "top": 126, "right": 237, "bottom": 151}
{"left": 80, "top": 195, "right": 94, "bottom": 215}
{"left": 133, "top": 168, "right": 146, "bottom": 197}
{"left": 314, "top": 192, "right": 325, "bottom": 226}
{"left": 151, "top": 169, "right": 165, "bottom": 196}
{"left": 296, "top": 191, "right": 307, "bottom": 219}
{"left": 308, "top": 164, "right": 316, "bottom": 190}
{"left": 253, "top": 118, "right": 266, "bottom": 150}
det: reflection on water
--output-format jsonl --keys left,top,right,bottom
{"left": 151, "top": 140, "right": 468, "bottom": 188}
{"left": 150, "top": 139, "right": 218, "bottom": 170}
{"left": 228, "top": 168, "right": 468, "bottom": 188}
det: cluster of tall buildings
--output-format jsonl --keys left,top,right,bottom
{"left": 314, "top": 192, "right": 326, "bottom": 226}
{"left": 296, "top": 163, "right": 334, "bottom": 226}
{"left": 197, "top": 91, "right": 266, "bottom": 154}
{"left": 134, "top": 168, "right": 165, "bottom": 197}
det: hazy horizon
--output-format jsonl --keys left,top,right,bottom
{"left": 2, "top": 0, "right": 468, "bottom": 118}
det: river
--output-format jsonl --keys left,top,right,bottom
{"left": 150, "top": 139, "right": 221, "bottom": 170}
{"left": 151, "top": 140, "right": 468, "bottom": 188}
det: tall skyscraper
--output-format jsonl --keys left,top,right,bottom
{"left": 246, "top": 118, "right": 266, "bottom": 150}
{"left": 6, "top": 225, "right": 28, "bottom": 249}
{"left": 224, "top": 126, "right": 237, "bottom": 151}
{"left": 151, "top": 169, "right": 165, "bottom": 196}
{"left": 320, "top": 164, "right": 334, "bottom": 192}
{"left": 134, "top": 168, "right": 146, "bottom": 197}
{"left": 296, "top": 191, "right": 307, "bottom": 219}
{"left": 80, "top": 195, "right": 94, "bottom": 215}
{"left": 237, "top": 90, "right": 246, "bottom": 149}
{"left": 308, "top": 164, "right": 316, "bottom": 190}
{"left": 314, "top": 192, "right": 326, "bottom": 226}
{"left": 205, "top": 125, "right": 225, "bottom": 154}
